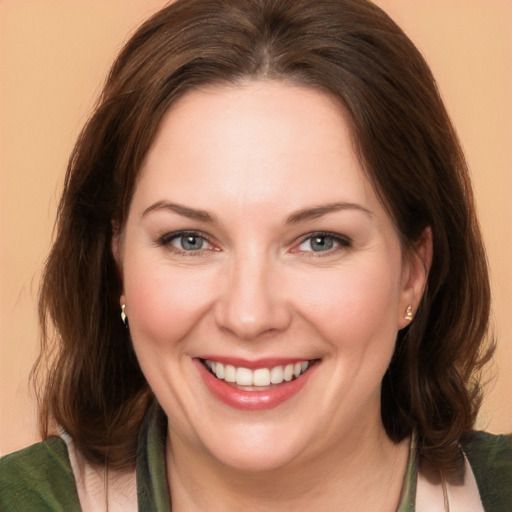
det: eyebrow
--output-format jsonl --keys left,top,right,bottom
{"left": 142, "top": 200, "right": 372, "bottom": 224}
{"left": 142, "top": 201, "right": 216, "bottom": 223}
{"left": 286, "top": 202, "right": 373, "bottom": 224}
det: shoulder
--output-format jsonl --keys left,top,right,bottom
{"left": 462, "top": 431, "right": 512, "bottom": 511}
{"left": 0, "top": 437, "right": 81, "bottom": 511}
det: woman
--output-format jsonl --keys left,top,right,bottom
{"left": 0, "top": 0, "right": 510, "bottom": 510}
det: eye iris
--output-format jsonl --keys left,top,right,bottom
{"left": 181, "top": 235, "right": 204, "bottom": 250}
{"left": 311, "top": 236, "right": 334, "bottom": 251}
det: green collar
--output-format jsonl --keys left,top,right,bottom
{"left": 397, "top": 432, "right": 418, "bottom": 512}
{"left": 136, "top": 403, "right": 172, "bottom": 511}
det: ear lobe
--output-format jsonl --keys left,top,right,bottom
{"left": 398, "top": 226, "right": 433, "bottom": 329}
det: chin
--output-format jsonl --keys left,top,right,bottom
{"left": 203, "top": 430, "right": 307, "bottom": 473}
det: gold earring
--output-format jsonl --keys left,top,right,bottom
{"left": 121, "top": 304, "right": 127, "bottom": 326}
{"left": 405, "top": 305, "right": 413, "bottom": 322}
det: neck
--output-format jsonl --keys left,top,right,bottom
{"left": 166, "top": 421, "right": 410, "bottom": 512}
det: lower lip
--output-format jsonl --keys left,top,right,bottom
{"left": 195, "top": 359, "right": 317, "bottom": 411}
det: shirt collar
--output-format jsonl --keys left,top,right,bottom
{"left": 136, "top": 402, "right": 171, "bottom": 511}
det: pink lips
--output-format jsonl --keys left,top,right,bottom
{"left": 194, "top": 357, "right": 317, "bottom": 411}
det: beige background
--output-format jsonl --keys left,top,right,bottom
{"left": 0, "top": 0, "right": 510, "bottom": 456}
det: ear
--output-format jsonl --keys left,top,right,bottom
{"left": 397, "top": 226, "right": 433, "bottom": 329}
{"left": 111, "top": 220, "right": 126, "bottom": 308}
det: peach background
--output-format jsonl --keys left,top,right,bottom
{"left": 1, "top": 0, "right": 510, "bottom": 456}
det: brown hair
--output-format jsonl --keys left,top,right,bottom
{"left": 35, "top": 0, "right": 493, "bottom": 476}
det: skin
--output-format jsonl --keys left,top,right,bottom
{"left": 114, "top": 81, "right": 432, "bottom": 511}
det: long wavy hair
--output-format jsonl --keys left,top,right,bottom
{"left": 34, "top": 0, "right": 493, "bottom": 477}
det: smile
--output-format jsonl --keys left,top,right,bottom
{"left": 202, "top": 359, "right": 311, "bottom": 389}
{"left": 196, "top": 357, "right": 318, "bottom": 411}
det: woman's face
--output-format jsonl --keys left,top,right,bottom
{"left": 117, "top": 81, "right": 427, "bottom": 472}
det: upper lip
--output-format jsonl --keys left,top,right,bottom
{"left": 197, "top": 356, "right": 316, "bottom": 370}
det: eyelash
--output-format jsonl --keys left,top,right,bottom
{"left": 158, "top": 231, "right": 215, "bottom": 256}
{"left": 157, "top": 230, "right": 352, "bottom": 256}
{"left": 296, "top": 231, "right": 352, "bottom": 256}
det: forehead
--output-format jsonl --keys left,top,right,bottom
{"left": 136, "top": 81, "right": 374, "bottom": 208}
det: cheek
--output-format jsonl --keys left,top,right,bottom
{"left": 291, "top": 258, "right": 403, "bottom": 419}
{"left": 122, "top": 255, "right": 217, "bottom": 348}
{"left": 292, "top": 258, "right": 402, "bottom": 352}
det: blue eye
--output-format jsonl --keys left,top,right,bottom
{"left": 176, "top": 234, "right": 205, "bottom": 251}
{"left": 160, "top": 232, "right": 209, "bottom": 252}
{"left": 298, "top": 233, "right": 349, "bottom": 253}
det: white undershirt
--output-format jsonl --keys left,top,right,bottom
{"left": 416, "top": 452, "right": 484, "bottom": 512}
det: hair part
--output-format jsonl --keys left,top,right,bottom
{"left": 34, "top": 0, "right": 494, "bottom": 477}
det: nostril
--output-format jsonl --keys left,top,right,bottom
{"left": 213, "top": 263, "right": 292, "bottom": 339}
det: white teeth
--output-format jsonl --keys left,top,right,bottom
{"left": 204, "top": 359, "right": 311, "bottom": 387}
{"left": 236, "top": 367, "right": 253, "bottom": 386}
{"left": 253, "top": 368, "right": 271, "bottom": 386}
{"left": 270, "top": 366, "right": 284, "bottom": 384}
{"left": 283, "top": 364, "right": 294, "bottom": 382}
{"left": 213, "top": 362, "right": 224, "bottom": 379}
{"left": 225, "top": 364, "right": 236, "bottom": 383}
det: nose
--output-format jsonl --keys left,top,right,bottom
{"left": 214, "top": 251, "right": 292, "bottom": 340}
